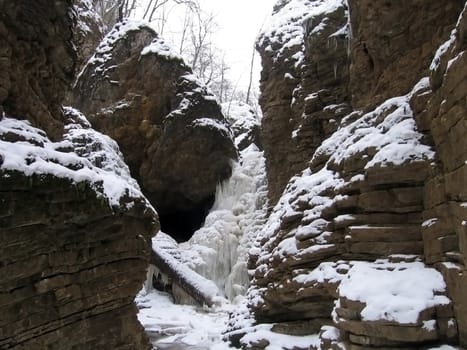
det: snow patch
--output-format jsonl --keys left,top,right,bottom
{"left": 141, "top": 36, "right": 184, "bottom": 61}
{"left": 0, "top": 108, "right": 150, "bottom": 208}
{"left": 338, "top": 261, "right": 450, "bottom": 324}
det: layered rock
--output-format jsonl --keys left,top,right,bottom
{"left": 245, "top": 0, "right": 466, "bottom": 349}
{"left": 70, "top": 21, "right": 237, "bottom": 237}
{"left": 248, "top": 81, "right": 454, "bottom": 347}
{"left": 0, "top": 109, "right": 158, "bottom": 349}
{"left": 0, "top": 0, "right": 75, "bottom": 139}
{"left": 348, "top": 0, "right": 462, "bottom": 110}
{"left": 419, "top": 2, "right": 467, "bottom": 344}
{"left": 72, "top": 0, "right": 105, "bottom": 70}
{"left": 257, "top": 0, "right": 351, "bottom": 204}
{"left": 0, "top": 3, "right": 158, "bottom": 349}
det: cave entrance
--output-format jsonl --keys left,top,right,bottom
{"left": 158, "top": 195, "right": 214, "bottom": 243}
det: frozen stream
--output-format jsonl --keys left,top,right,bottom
{"left": 136, "top": 289, "right": 235, "bottom": 349}
{"left": 136, "top": 103, "right": 266, "bottom": 350}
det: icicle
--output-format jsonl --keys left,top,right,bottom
{"left": 143, "top": 264, "right": 156, "bottom": 293}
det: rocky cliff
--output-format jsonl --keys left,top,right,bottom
{"left": 72, "top": 0, "right": 105, "bottom": 70}
{"left": 258, "top": 0, "right": 351, "bottom": 205}
{"left": 422, "top": 2, "right": 467, "bottom": 343}
{"left": 245, "top": 0, "right": 467, "bottom": 349}
{"left": 0, "top": 0, "right": 75, "bottom": 139}
{"left": 70, "top": 20, "right": 237, "bottom": 241}
{"left": 0, "top": 2, "right": 159, "bottom": 349}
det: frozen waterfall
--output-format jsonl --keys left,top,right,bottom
{"left": 180, "top": 144, "right": 268, "bottom": 300}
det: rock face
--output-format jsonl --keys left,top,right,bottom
{"left": 0, "top": 3, "right": 158, "bottom": 349}
{"left": 247, "top": 0, "right": 467, "bottom": 348}
{"left": 421, "top": 2, "right": 467, "bottom": 344}
{"left": 348, "top": 0, "right": 462, "bottom": 111}
{"left": 70, "top": 21, "right": 237, "bottom": 240}
{"left": 257, "top": 0, "right": 351, "bottom": 204}
{"left": 0, "top": 0, "right": 76, "bottom": 139}
{"left": 72, "top": 0, "right": 105, "bottom": 70}
{"left": 0, "top": 110, "right": 158, "bottom": 350}
{"left": 222, "top": 101, "right": 262, "bottom": 151}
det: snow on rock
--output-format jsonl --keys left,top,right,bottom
{"left": 259, "top": 0, "right": 345, "bottom": 63}
{"left": 430, "top": 2, "right": 467, "bottom": 74}
{"left": 293, "top": 261, "right": 349, "bottom": 286}
{"left": 141, "top": 35, "right": 184, "bottom": 61}
{"left": 336, "top": 260, "right": 450, "bottom": 324}
{"left": 0, "top": 108, "right": 150, "bottom": 209}
{"left": 73, "top": 0, "right": 104, "bottom": 41}
{"left": 81, "top": 19, "right": 184, "bottom": 80}
{"left": 151, "top": 236, "right": 222, "bottom": 306}
{"left": 312, "top": 77, "right": 435, "bottom": 170}
{"left": 136, "top": 289, "right": 235, "bottom": 349}
{"left": 239, "top": 323, "right": 320, "bottom": 350}
{"left": 244, "top": 76, "right": 442, "bottom": 344}
{"left": 191, "top": 117, "right": 232, "bottom": 138}
{"left": 222, "top": 101, "right": 261, "bottom": 150}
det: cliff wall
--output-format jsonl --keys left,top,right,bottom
{"left": 70, "top": 21, "right": 237, "bottom": 240}
{"left": 0, "top": 2, "right": 158, "bottom": 349}
{"left": 249, "top": 0, "right": 467, "bottom": 348}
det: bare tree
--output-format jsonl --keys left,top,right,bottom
{"left": 143, "top": 0, "right": 199, "bottom": 22}
{"left": 92, "top": 0, "right": 244, "bottom": 105}
{"left": 93, "top": 0, "right": 135, "bottom": 28}
{"left": 94, "top": 0, "right": 199, "bottom": 33}
{"left": 188, "top": 10, "right": 216, "bottom": 74}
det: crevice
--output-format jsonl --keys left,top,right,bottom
{"left": 158, "top": 194, "right": 215, "bottom": 243}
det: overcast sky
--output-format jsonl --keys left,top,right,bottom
{"left": 134, "top": 0, "right": 278, "bottom": 91}
{"left": 138, "top": 0, "right": 278, "bottom": 91}
{"left": 198, "top": 0, "right": 277, "bottom": 90}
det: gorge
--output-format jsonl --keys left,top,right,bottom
{"left": 1, "top": 0, "right": 467, "bottom": 349}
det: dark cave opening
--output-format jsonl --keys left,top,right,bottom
{"left": 158, "top": 195, "right": 215, "bottom": 243}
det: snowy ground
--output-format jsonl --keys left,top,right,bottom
{"left": 136, "top": 289, "right": 322, "bottom": 350}
{"left": 136, "top": 289, "right": 235, "bottom": 349}
{"left": 135, "top": 101, "right": 266, "bottom": 350}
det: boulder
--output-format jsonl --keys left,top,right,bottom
{"left": 0, "top": 109, "right": 158, "bottom": 349}
{"left": 70, "top": 20, "right": 237, "bottom": 233}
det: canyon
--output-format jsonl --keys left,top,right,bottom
{"left": 1, "top": 0, "right": 466, "bottom": 349}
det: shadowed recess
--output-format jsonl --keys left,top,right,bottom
{"left": 158, "top": 195, "right": 215, "bottom": 242}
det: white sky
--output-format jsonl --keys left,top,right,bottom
{"left": 198, "top": 0, "right": 277, "bottom": 91}
{"left": 137, "top": 0, "right": 278, "bottom": 92}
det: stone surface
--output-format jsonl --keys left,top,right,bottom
{"left": 0, "top": 111, "right": 158, "bottom": 349}
{"left": 70, "top": 20, "right": 237, "bottom": 223}
{"left": 257, "top": 0, "right": 350, "bottom": 204}
{"left": 222, "top": 101, "right": 262, "bottom": 151}
{"left": 0, "top": 0, "right": 76, "bottom": 139}
{"left": 420, "top": 2, "right": 467, "bottom": 345}
{"left": 347, "top": 0, "right": 463, "bottom": 111}
{"left": 0, "top": 3, "right": 158, "bottom": 349}
{"left": 72, "top": 0, "right": 105, "bottom": 70}
{"left": 248, "top": 0, "right": 467, "bottom": 348}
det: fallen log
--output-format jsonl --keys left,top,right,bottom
{"left": 150, "top": 246, "right": 221, "bottom": 307}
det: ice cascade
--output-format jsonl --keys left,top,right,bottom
{"left": 179, "top": 144, "right": 268, "bottom": 300}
